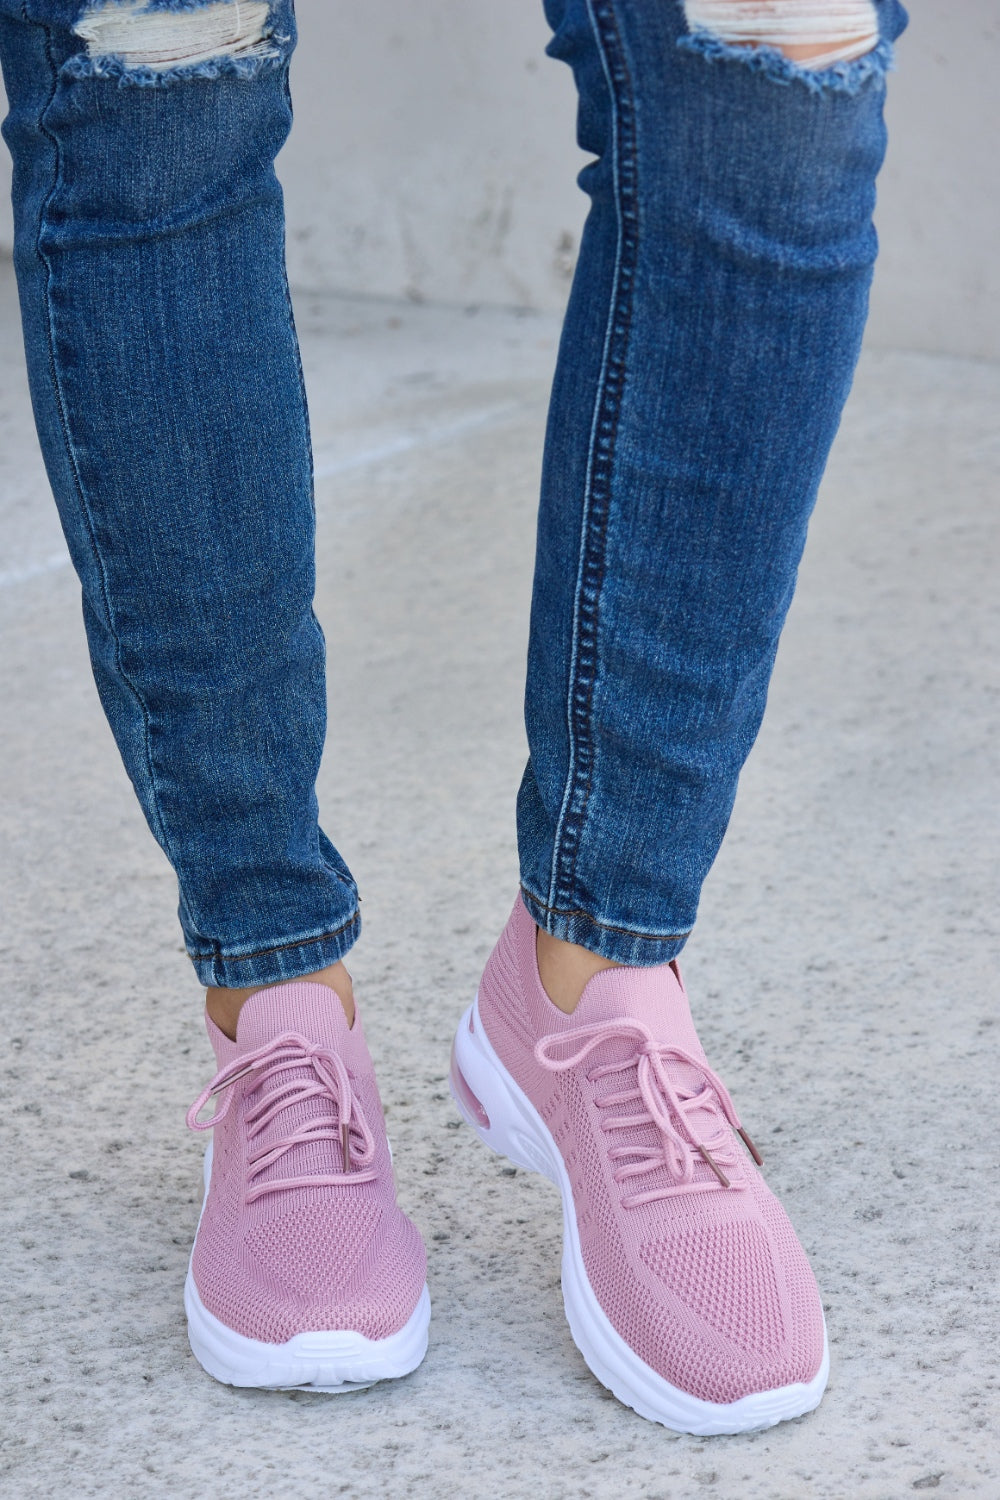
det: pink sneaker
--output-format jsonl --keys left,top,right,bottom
{"left": 450, "top": 898, "right": 828, "bottom": 1434}
{"left": 185, "top": 981, "right": 430, "bottom": 1390}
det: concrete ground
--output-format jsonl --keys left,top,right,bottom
{"left": 0, "top": 253, "right": 997, "bottom": 1500}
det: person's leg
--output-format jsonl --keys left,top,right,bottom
{"left": 535, "top": 0, "right": 895, "bottom": 1012}
{"left": 0, "top": 0, "right": 357, "bottom": 1007}
{"left": 453, "top": 0, "right": 907, "bottom": 1434}
{"left": 520, "top": 0, "right": 907, "bottom": 987}
{"left": 0, "top": 0, "right": 427, "bottom": 1389}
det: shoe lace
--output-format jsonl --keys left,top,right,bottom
{"left": 535, "top": 1019, "right": 762, "bottom": 1207}
{"left": 186, "top": 1032, "right": 378, "bottom": 1203}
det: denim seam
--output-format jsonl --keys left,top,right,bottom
{"left": 279, "top": 52, "right": 312, "bottom": 512}
{"left": 546, "top": 0, "right": 638, "bottom": 919}
{"left": 275, "top": 48, "right": 329, "bottom": 712}
{"left": 187, "top": 908, "right": 359, "bottom": 965}
{"left": 521, "top": 884, "right": 689, "bottom": 944}
{"left": 33, "top": 19, "right": 192, "bottom": 917}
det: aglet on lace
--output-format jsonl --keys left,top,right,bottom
{"left": 697, "top": 1143, "right": 731, "bottom": 1188}
{"left": 738, "top": 1125, "right": 764, "bottom": 1166}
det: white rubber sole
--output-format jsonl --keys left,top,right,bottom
{"left": 450, "top": 996, "right": 829, "bottom": 1436}
{"left": 185, "top": 1142, "right": 431, "bottom": 1391}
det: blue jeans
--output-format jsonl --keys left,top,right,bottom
{"left": 0, "top": 0, "right": 907, "bottom": 986}
{"left": 519, "top": 0, "right": 908, "bottom": 961}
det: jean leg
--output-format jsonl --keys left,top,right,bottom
{"left": 519, "top": 0, "right": 908, "bottom": 963}
{"left": 0, "top": 0, "right": 360, "bottom": 986}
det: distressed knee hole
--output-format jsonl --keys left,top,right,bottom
{"left": 75, "top": 0, "right": 273, "bottom": 74}
{"left": 683, "top": 1, "right": 880, "bottom": 70}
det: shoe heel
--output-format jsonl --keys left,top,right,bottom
{"left": 449, "top": 999, "right": 559, "bottom": 1182}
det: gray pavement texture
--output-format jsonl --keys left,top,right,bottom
{"left": 0, "top": 252, "right": 998, "bottom": 1500}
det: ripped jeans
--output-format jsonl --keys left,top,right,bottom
{"left": 0, "top": 0, "right": 907, "bottom": 985}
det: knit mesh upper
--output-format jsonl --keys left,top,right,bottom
{"left": 477, "top": 896, "right": 825, "bottom": 1405}
{"left": 189, "top": 982, "right": 426, "bottom": 1345}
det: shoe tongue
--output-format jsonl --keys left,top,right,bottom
{"left": 572, "top": 962, "right": 706, "bottom": 1062}
{"left": 233, "top": 981, "right": 360, "bottom": 1059}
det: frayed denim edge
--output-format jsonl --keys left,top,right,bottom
{"left": 677, "top": 31, "right": 894, "bottom": 95}
{"left": 72, "top": 0, "right": 259, "bottom": 12}
{"left": 61, "top": 38, "right": 288, "bottom": 88}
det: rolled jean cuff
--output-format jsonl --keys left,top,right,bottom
{"left": 519, "top": 885, "right": 690, "bottom": 968}
{"left": 187, "top": 908, "right": 361, "bottom": 989}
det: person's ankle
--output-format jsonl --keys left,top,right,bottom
{"left": 535, "top": 927, "right": 622, "bottom": 1015}
{"left": 205, "top": 961, "right": 355, "bottom": 1040}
